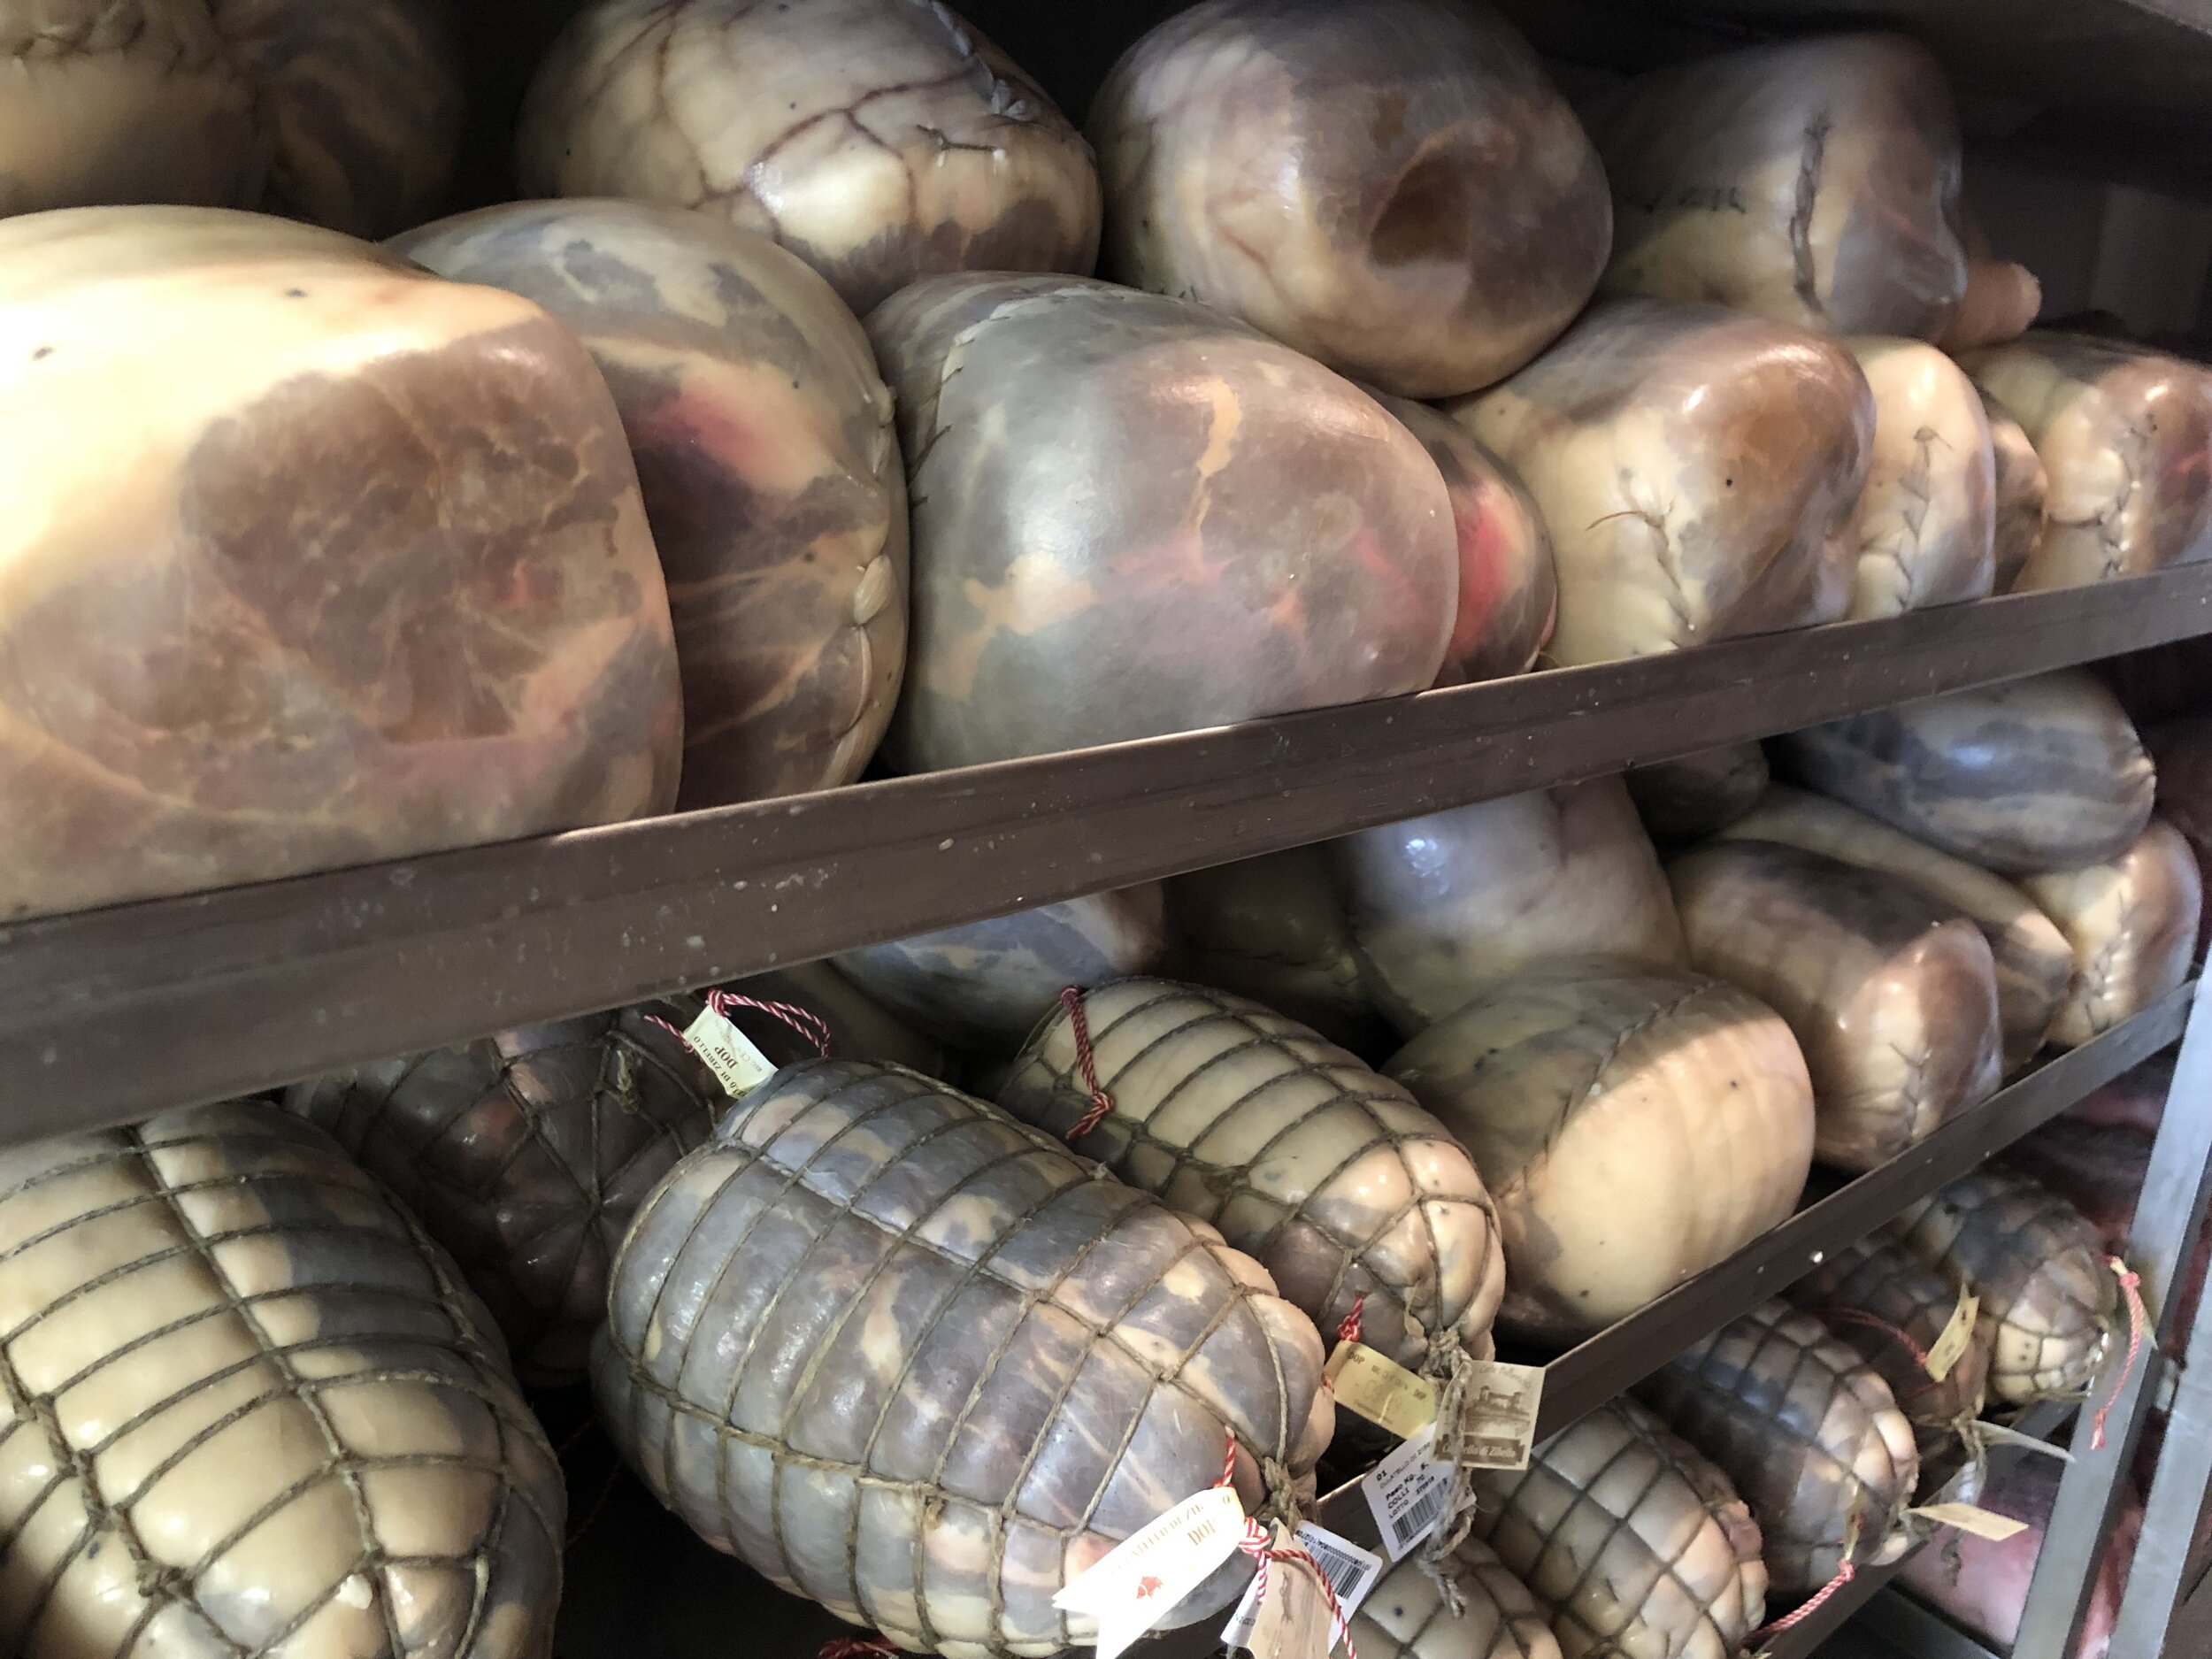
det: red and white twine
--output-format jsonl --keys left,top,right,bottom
{"left": 2090, "top": 1258, "right": 2148, "bottom": 1452}
{"left": 649, "top": 988, "right": 833, "bottom": 1066}
{"left": 1058, "top": 987, "right": 1117, "bottom": 1141}
{"left": 1217, "top": 1439, "right": 1358, "bottom": 1659}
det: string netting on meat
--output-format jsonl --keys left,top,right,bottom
{"left": 0, "top": 1108, "right": 564, "bottom": 1658}
{"left": 604, "top": 1061, "right": 1315, "bottom": 1659}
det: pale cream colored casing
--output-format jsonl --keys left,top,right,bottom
{"left": 2026, "top": 818, "right": 2203, "bottom": 1048}
{"left": 1843, "top": 336, "right": 1996, "bottom": 618}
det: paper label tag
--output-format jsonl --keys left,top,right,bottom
{"left": 1055, "top": 1486, "right": 1247, "bottom": 1659}
{"left": 1326, "top": 1341, "right": 1438, "bottom": 1440}
{"left": 1974, "top": 1416, "right": 2075, "bottom": 1462}
{"left": 1242, "top": 1528, "right": 1336, "bottom": 1659}
{"left": 684, "top": 1006, "right": 778, "bottom": 1098}
{"left": 1458, "top": 1360, "right": 1545, "bottom": 1471}
{"left": 1912, "top": 1502, "right": 2030, "bottom": 1542}
{"left": 1362, "top": 1424, "right": 1455, "bottom": 1562}
{"left": 1220, "top": 1524, "right": 1382, "bottom": 1654}
{"left": 1926, "top": 1290, "right": 1981, "bottom": 1382}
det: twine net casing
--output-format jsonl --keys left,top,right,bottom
{"left": 288, "top": 999, "right": 721, "bottom": 1385}
{"left": 1886, "top": 1169, "right": 2117, "bottom": 1404}
{"left": 593, "top": 1060, "right": 1333, "bottom": 1659}
{"left": 997, "top": 980, "right": 1506, "bottom": 1374}
{"left": 1786, "top": 1234, "right": 1993, "bottom": 1490}
{"left": 0, "top": 1099, "right": 564, "bottom": 1658}
{"left": 1351, "top": 1534, "right": 1561, "bottom": 1659}
{"left": 1470, "top": 1398, "right": 1767, "bottom": 1659}
{"left": 1636, "top": 1299, "right": 1919, "bottom": 1601}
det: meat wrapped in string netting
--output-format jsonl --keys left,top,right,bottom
{"left": 998, "top": 979, "right": 1505, "bottom": 1372}
{"left": 1887, "top": 1170, "right": 2117, "bottom": 1404}
{"left": 0, "top": 1099, "right": 565, "bottom": 1657}
{"left": 288, "top": 999, "right": 720, "bottom": 1385}
{"left": 1636, "top": 1301, "right": 1918, "bottom": 1601}
{"left": 1350, "top": 1534, "right": 1561, "bottom": 1659}
{"left": 1469, "top": 1397, "right": 1766, "bottom": 1659}
{"left": 594, "top": 1060, "right": 1333, "bottom": 1659}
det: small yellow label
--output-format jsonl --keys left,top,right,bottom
{"left": 1925, "top": 1289, "right": 1981, "bottom": 1382}
{"left": 684, "top": 1006, "right": 778, "bottom": 1098}
{"left": 1325, "top": 1341, "right": 1439, "bottom": 1440}
{"left": 1913, "top": 1502, "right": 2029, "bottom": 1543}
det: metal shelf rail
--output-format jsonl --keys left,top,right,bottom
{"left": 7, "top": 565, "right": 2212, "bottom": 1146}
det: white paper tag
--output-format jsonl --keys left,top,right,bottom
{"left": 1458, "top": 1360, "right": 1545, "bottom": 1471}
{"left": 684, "top": 1006, "right": 777, "bottom": 1097}
{"left": 1362, "top": 1424, "right": 1455, "bottom": 1562}
{"left": 1055, "top": 1486, "right": 1247, "bottom": 1659}
{"left": 1975, "top": 1417, "right": 2075, "bottom": 1462}
{"left": 1220, "top": 1523, "right": 1383, "bottom": 1653}
{"left": 1912, "top": 1502, "right": 2031, "bottom": 1542}
{"left": 1926, "top": 1289, "right": 1981, "bottom": 1382}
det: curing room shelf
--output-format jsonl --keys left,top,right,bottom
{"left": 6, "top": 566, "right": 2212, "bottom": 1145}
{"left": 1293, "top": 987, "right": 2191, "bottom": 1566}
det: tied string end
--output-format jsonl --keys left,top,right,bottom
{"left": 649, "top": 988, "right": 833, "bottom": 1062}
{"left": 2090, "top": 1258, "right": 2148, "bottom": 1452}
{"left": 1416, "top": 1342, "right": 1482, "bottom": 1616}
{"left": 1059, "top": 987, "right": 1116, "bottom": 1141}
{"left": 1747, "top": 1560, "right": 1856, "bottom": 1647}
{"left": 1217, "top": 1439, "right": 1354, "bottom": 1658}
{"left": 1814, "top": 1306, "right": 1942, "bottom": 1403}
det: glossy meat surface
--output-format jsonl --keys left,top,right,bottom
{"left": 1670, "top": 842, "right": 2002, "bottom": 1171}
{"left": 596, "top": 1061, "right": 1332, "bottom": 1658}
{"left": 396, "top": 200, "right": 908, "bottom": 810}
{"left": 1841, "top": 336, "right": 1995, "bottom": 618}
{"left": 0, "top": 206, "right": 681, "bottom": 920}
{"left": 518, "top": 0, "right": 1100, "bottom": 315}
{"left": 286, "top": 1004, "right": 721, "bottom": 1385}
{"left": 0, "top": 1101, "right": 564, "bottom": 1657}
{"left": 1092, "top": 0, "right": 1609, "bottom": 399}
{"left": 1352, "top": 1535, "right": 1561, "bottom": 1659}
{"left": 1624, "top": 743, "right": 1769, "bottom": 842}
{"left": 1639, "top": 1301, "right": 1917, "bottom": 1599}
{"left": 1590, "top": 34, "right": 1967, "bottom": 339}
{"left": 1470, "top": 1398, "right": 1767, "bottom": 1659}
{"left": 1387, "top": 962, "right": 1814, "bottom": 1342}
{"left": 1452, "top": 297, "right": 1873, "bottom": 665}
{"left": 1166, "top": 846, "right": 1380, "bottom": 1051}
{"left": 1775, "top": 669, "right": 2156, "bottom": 875}
{"left": 1000, "top": 980, "right": 1505, "bottom": 1371}
{"left": 1966, "top": 332, "right": 2212, "bottom": 590}
{"left": 2024, "top": 818, "right": 2201, "bottom": 1047}
{"left": 1335, "top": 776, "right": 1688, "bottom": 1034}
{"left": 870, "top": 273, "right": 1455, "bottom": 770}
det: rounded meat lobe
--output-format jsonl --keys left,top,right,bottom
{"left": 1452, "top": 297, "right": 1874, "bottom": 667}
{"left": 1333, "top": 776, "right": 1688, "bottom": 1035}
{"left": 1351, "top": 1534, "right": 1562, "bottom": 1659}
{"left": 1637, "top": 1301, "right": 1919, "bottom": 1601}
{"left": 1965, "top": 332, "right": 2212, "bottom": 591}
{"left": 285, "top": 1002, "right": 723, "bottom": 1386}
{"left": 0, "top": 1100, "right": 564, "bottom": 1659}
{"left": 208, "top": 0, "right": 464, "bottom": 238}
{"left": 1375, "top": 391, "right": 1556, "bottom": 682}
{"left": 1886, "top": 1169, "right": 2118, "bottom": 1404}
{"left": 1716, "top": 784, "right": 2074, "bottom": 1071}
{"left": 595, "top": 1060, "right": 1328, "bottom": 1658}
{"left": 1981, "top": 388, "right": 2050, "bottom": 591}
{"left": 1624, "top": 742, "right": 1770, "bottom": 842}
{"left": 517, "top": 0, "right": 1101, "bottom": 316}
{"left": 393, "top": 200, "right": 910, "bottom": 809}
{"left": 998, "top": 980, "right": 1506, "bottom": 1375}
{"left": 868, "top": 273, "right": 1455, "bottom": 772}
{"left": 1669, "top": 841, "right": 2002, "bottom": 1171}
{"left": 1589, "top": 34, "right": 1968, "bottom": 341}
{"left": 1774, "top": 668, "right": 2156, "bottom": 875}
{"left": 1470, "top": 1398, "right": 1768, "bottom": 1659}
{"left": 0, "top": 208, "right": 682, "bottom": 920}
{"left": 835, "top": 886, "right": 1168, "bottom": 1053}
{"left": 2024, "top": 818, "right": 2202, "bottom": 1048}
{"left": 1386, "top": 962, "right": 1816, "bottom": 1343}
{"left": 1784, "top": 1235, "right": 1993, "bottom": 1489}
{"left": 1841, "top": 336, "right": 1996, "bottom": 618}
{"left": 1090, "top": 0, "right": 1610, "bottom": 399}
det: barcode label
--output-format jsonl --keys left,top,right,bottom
{"left": 1362, "top": 1425, "right": 1455, "bottom": 1561}
{"left": 1217, "top": 1523, "right": 1382, "bottom": 1654}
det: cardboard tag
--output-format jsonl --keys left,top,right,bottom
{"left": 1457, "top": 1361, "right": 1545, "bottom": 1471}
{"left": 1243, "top": 1529, "right": 1335, "bottom": 1659}
{"left": 1054, "top": 1486, "right": 1247, "bottom": 1659}
{"left": 685, "top": 1006, "right": 777, "bottom": 1098}
{"left": 1913, "top": 1502, "right": 2030, "bottom": 1543}
{"left": 1974, "top": 1417, "right": 2074, "bottom": 1462}
{"left": 1326, "top": 1341, "right": 1438, "bottom": 1440}
{"left": 1362, "top": 1424, "right": 1454, "bottom": 1562}
{"left": 1220, "top": 1524, "right": 1382, "bottom": 1654}
{"left": 1926, "top": 1290, "right": 1981, "bottom": 1382}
